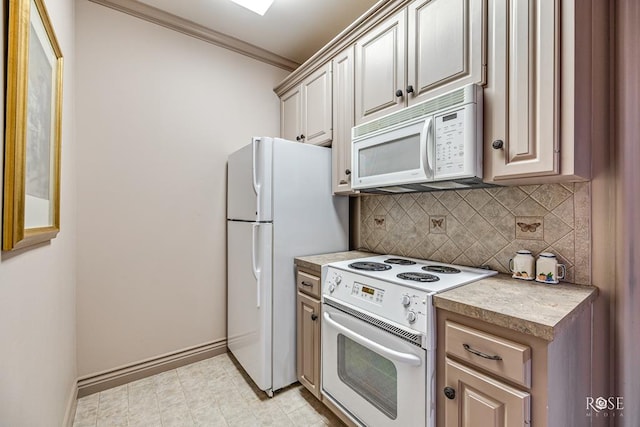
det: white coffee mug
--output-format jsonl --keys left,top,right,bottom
{"left": 535, "top": 252, "right": 566, "bottom": 284}
{"left": 509, "top": 250, "right": 535, "bottom": 280}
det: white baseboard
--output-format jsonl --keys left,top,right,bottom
{"left": 77, "top": 339, "right": 227, "bottom": 398}
{"left": 62, "top": 380, "right": 79, "bottom": 427}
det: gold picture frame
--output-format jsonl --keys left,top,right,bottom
{"left": 3, "top": 0, "right": 63, "bottom": 251}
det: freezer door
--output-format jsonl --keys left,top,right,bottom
{"left": 227, "top": 137, "right": 273, "bottom": 222}
{"left": 227, "top": 220, "right": 273, "bottom": 392}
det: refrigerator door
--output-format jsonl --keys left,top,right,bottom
{"left": 227, "top": 137, "right": 273, "bottom": 222}
{"left": 227, "top": 220, "right": 273, "bottom": 392}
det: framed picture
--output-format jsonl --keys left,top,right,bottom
{"left": 3, "top": 0, "right": 63, "bottom": 251}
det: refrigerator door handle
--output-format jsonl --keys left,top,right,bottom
{"left": 252, "top": 138, "right": 261, "bottom": 219}
{"left": 252, "top": 223, "right": 261, "bottom": 308}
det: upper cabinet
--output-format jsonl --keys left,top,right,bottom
{"left": 483, "top": 0, "right": 601, "bottom": 184}
{"left": 332, "top": 46, "right": 356, "bottom": 195}
{"left": 281, "top": 63, "right": 332, "bottom": 146}
{"left": 354, "top": 10, "right": 407, "bottom": 125}
{"left": 355, "top": 0, "right": 486, "bottom": 125}
{"left": 407, "top": 0, "right": 486, "bottom": 105}
{"left": 281, "top": 86, "right": 302, "bottom": 142}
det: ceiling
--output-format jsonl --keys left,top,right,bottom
{"left": 135, "top": 0, "right": 381, "bottom": 66}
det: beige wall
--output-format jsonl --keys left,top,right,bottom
{"left": 75, "top": 1, "right": 288, "bottom": 377}
{"left": 0, "top": 0, "right": 78, "bottom": 424}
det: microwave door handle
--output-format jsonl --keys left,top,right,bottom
{"left": 323, "top": 312, "right": 422, "bottom": 366}
{"left": 421, "top": 117, "right": 434, "bottom": 179}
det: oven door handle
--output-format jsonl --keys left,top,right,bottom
{"left": 323, "top": 312, "right": 422, "bottom": 367}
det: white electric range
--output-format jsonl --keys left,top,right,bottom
{"left": 320, "top": 254, "right": 497, "bottom": 427}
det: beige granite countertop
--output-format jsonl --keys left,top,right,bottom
{"left": 433, "top": 274, "right": 598, "bottom": 341}
{"left": 294, "top": 250, "right": 374, "bottom": 275}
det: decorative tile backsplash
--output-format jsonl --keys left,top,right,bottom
{"left": 359, "top": 183, "right": 591, "bottom": 285}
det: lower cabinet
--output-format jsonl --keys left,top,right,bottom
{"left": 296, "top": 269, "right": 322, "bottom": 399}
{"left": 438, "top": 307, "right": 593, "bottom": 427}
{"left": 444, "top": 358, "right": 530, "bottom": 426}
{"left": 296, "top": 290, "right": 321, "bottom": 398}
{"left": 294, "top": 265, "right": 361, "bottom": 427}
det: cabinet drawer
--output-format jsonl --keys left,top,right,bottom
{"left": 297, "top": 270, "right": 321, "bottom": 298}
{"left": 445, "top": 321, "right": 531, "bottom": 388}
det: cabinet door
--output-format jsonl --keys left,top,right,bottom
{"left": 354, "top": 10, "right": 406, "bottom": 125}
{"left": 484, "top": 0, "right": 559, "bottom": 181}
{"left": 302, "top": 63, "right": 333, "bottom": 146}
{"left": 296, "top": 292, "right": 321, "bottom": 398}
{"left": 444, "top": 358, "right": 530, "bottom": 427}
{"left": 332, "top": 46, "right": 356, "bottom": 195}
{"left": 407, "top": 0, "right": 486, "bottom": 105}
{"left": 281, "top": 85, "right": 302, "bottom": 142}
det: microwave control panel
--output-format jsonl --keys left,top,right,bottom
{"left": 435, "top": 109, "right": 466, "bottom": 175}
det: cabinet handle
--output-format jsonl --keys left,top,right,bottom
{"left": 296, "top": 135, "right": 301, "bottom": 141}
{"left": 301, "top": 281, "right": 314, "bottom": 287}
{"left": 492, "top": 139, "right": 504, "bottom": 150}
{"left": 345, "top": 169, "right": 351, "bottom": 175}
{"left": 395, "top": 89, "right": 403, "bottom": 97}
{"left": 300, "top": 134, "right": 305, "bottom": 140}
{"left": 406, "top": 85, "right": 414, "bottom": 94}
{"left": 311, "top": 313, "right": 318, "bottom": 321}
{"left": 463, "top": 343, "right": 503, "bottom": 360}
{"left": 443, "top": 387, "right": 456, "bottom": 400}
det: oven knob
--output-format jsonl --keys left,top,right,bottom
{"left": 329, "top": 284, "right": 336, "bottom": 293}
{"left": 335, "top": 275, "right": 342, "bottom": 285}
{"left": 406, "top": 310, "right": 417, "bottom": 323}
{"left": 401, "top": 294, "right": 411, "bottom": 307}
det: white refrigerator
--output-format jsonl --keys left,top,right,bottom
{"left": 227, "top": 137, "right": 348, "bottom": 396}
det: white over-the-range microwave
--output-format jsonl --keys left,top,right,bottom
{"left": 351, "top": 84, "right": 488, "bottom": 193}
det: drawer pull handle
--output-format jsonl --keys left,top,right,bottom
{"left": 463, "top": 343, "right": 502, "bottom": 361}
{"left": 301, "top": 281, "right": 314, "bottom": 287}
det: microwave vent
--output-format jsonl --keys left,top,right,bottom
{"left": 353, "top": 86, "right": 469, "bottom": 139}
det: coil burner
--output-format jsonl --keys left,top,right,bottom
{"left": 348, "top": 262, "right": 392, "bottom": 272}
{"left": 384, "top": 258, "right": 417, "bottom": 265}
{"left": 422, "top": 265, "right": 461, "bottom": 274}
{"left": 397, "top": 272, "right": 440, "bottom": 282}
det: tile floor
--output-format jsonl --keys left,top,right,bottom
{"left": 72, "top": 352, "right": 345, "bottom": 426}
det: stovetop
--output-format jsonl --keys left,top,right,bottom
{"left": 330, "top": 254, "right": 497, "bottom": 294}
{"left": 323, "top": 255, "right": 496, "bottom": 344}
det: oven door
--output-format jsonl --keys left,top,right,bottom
{"left": 321, "top": 303, "right": 426, "bottom": 427}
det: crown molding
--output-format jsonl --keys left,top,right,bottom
{"left": 87, "top": 0, "right": 300, "bottom": 72}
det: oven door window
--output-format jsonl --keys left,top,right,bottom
{"left": 337, "top": 334, "right": 398, "bottom": 420}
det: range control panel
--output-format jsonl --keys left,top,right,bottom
{"left": 351, "top": 282, "right": 385, "bottom": 304}
{"left": 323, "top": 267, "right": 431, "bottom": 335}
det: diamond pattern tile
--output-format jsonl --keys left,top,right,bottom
{"left": 543, "top": 213, "right": 572, "bottom": 245}
{"left": 531, "top": 184, "right": 572, "bottom": 211}
{"left": 396, "top": 193, "right": 416, "bottom": 211}
{"left": 451, "top": 200, "right": 476, "bottom": 224}
{"left": 464, "top": 189, "right": 492, "bottom": 210}
{"left": 438, "top": 191, "right": 462, "bottom": 211}
{"left": 358, "top": 184, "right": 591, "bottom": 284}
{"left": 552, "top": 197, "right": 575, "bottom": 227}
{"left": 495, "top": 187, "right": 528, "bottom": 210}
